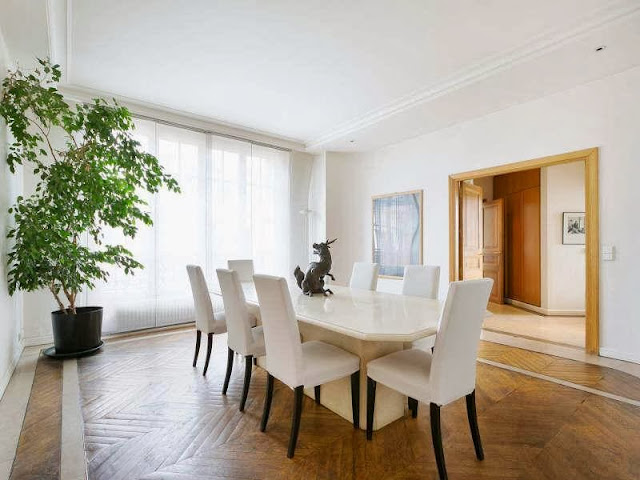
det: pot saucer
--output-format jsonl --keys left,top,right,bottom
{"left": 43, "top": 341, "right": 104, "bottom": 359}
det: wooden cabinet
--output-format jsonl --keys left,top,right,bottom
{"left": 494, "top": 170, "right": 541, "bottom": 306}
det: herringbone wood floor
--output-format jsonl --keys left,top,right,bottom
{"left": 76, "top": 331, "right": 640, "bottom": 480}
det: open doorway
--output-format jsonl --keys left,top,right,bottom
{"left": 449, "top": 148, "right": 599, "bottom": 354}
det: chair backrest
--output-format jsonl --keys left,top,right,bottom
{"left": 186, "top": 265, "right": 214, "bottom": 332}
{"left": 429, "top": 278, "right": 493, "bottom": 406}
{"left": 217, "top": 269, "right": 254, "bottom": 355}
{"left": 349, "top": 262, "right": 380, "bottom": 290}
{"left": 402, "top": 265, "right": 441, "bottom": 299}
{"left": 253, "top": 274, "right": 304, "bottom": 388}
{"left": 227, "top": 259, "right": 254, "bottom": 282}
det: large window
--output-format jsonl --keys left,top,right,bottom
{"left": 86, "top": 119, "right": 291, "bottom": 334}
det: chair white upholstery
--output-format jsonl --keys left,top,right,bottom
{"left": 253, "top": 274, "right": 361, "bottom": 458}
{"left": 403, "top": 265, "right": 441, "bottom": 351}
{"left": 349, "top": 262, "right": 380, "bottom": 290}
{"left": 186, "top": 265, "right": 226, "bottom": 335}
{"left": 217, "top": 268, "right": 265, "bottom": 411}
{"left": 217, "top": 269, "right": 264, "bottom": 357}
{"left": 402, "top": 265, "right": 440, "bottom": 299}
{"left": 227, "top": 259, "right": 255, "bottom": 282}
{"left": 186, "top": 265, "right": 226, "bottom": 376}
{"left": 366, "top": 278, "right": 493, "bottom": 480}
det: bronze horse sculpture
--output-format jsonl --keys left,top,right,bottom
{"left": 294, "top": 239, "right": 337, "bottom": 296}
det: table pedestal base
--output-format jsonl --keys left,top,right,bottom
{"left": 298, "top": 323, "right": 408, "bottom": 431}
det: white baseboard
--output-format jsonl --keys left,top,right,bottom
{"left": 0, "top": 342, "right": 24, "bottom": 400}
{"left": 22, "top": 334, "right": 53, "bottom": 347}
{"left": 505, "top": 299, "right": 585, "bottom": 316}
{"left": 599, "top": 348, "right": 640, "bottom": 365}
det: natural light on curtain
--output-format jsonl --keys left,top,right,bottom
{"left": 86, "top": 119, "right": 290, "bottom": 334}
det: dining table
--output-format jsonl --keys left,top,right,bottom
{"left": 211, "top": 281, "right": 444, "bottom": 431}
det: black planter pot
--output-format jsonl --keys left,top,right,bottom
{"left": 51, "top": 306, "right": 103, "bottom": 356}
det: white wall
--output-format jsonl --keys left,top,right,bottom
{"left": 541, "top": 162, "right": 586, "bottom": 314}
{"left": 290, "top": 150, "right": 314, "bottom": 272}
{"left": 473, "top": 176, "right": 494, "bottom": 202}
{"left": 308, "top": 153, "right": 327, "bottom": 255}
{"left": 0, "top": 46, "right": 24, "bottom": 398}
{"left": 325, "top": 66, "right": 640, "bottom": 363}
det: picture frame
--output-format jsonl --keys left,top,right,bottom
{"left": 372, "top": 190, "right": 423, "bottom": 278}
{"left": 562, "top": 212, "right": 586, "bottom": 245}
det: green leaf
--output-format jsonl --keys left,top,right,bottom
{"left": 0, "top": 58, "right": 181, "bottom": 309}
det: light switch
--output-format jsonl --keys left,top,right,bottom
{"left": 601, "top": 245, "right": 615, "bottom": 261}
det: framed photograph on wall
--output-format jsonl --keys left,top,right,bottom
{"left": 562, "top": 212, "right": 586, "bottom": 245}
{"left": 372, "top": 190, "right": 423, "bottom": 277}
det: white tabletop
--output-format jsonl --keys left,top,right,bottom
{"left": 213, "top": 282, "right": 443, "bottom": 343}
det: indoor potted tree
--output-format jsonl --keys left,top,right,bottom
{"left": 0, "top": 58, "right": 180, "bottom": 356}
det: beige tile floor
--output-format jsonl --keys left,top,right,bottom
{"left": 483, "top": 303, "right": 585, "bottom": 348}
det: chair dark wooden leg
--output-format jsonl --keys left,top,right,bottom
{"left": 350, "top": 371, "right": 360, "bottom": 429}
{"left": 466, "top": 390, "right": 484, "bottom": 460}
{"left": 314, "top": 385, "right": 321, "bottom": 405}
{"left": 287, "top": 386, "right": 304, "bottom": 458}
{"left": 203, "top": 333, "right": 213, "bottom": 376}
{"left": 430, "top": 403, "right": 447, "bottom": 480}
{"left": 260, "top": 374, "right": 274, "bottom": 432}
{"left": 222, "top": 347, "right": 234, "bottom": 395}
{"left": 253, "top": 357, "right": 258, "bottom": 366}
{"left": 408, "top": 397, "right": 418, "bottom": 418}
{"left": 366, "top": 377, "right": 376, "bottom": 440}
{"left": 192, "top": 330, "right": 202, "bottom": 367}
{"left": 239, "top": 355, "right": 253, "bottom": 412}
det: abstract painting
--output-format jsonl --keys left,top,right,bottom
{"left": 372, "top": 190, "right": 423, "bottom": 277}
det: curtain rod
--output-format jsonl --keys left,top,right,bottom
{"left": 131, "top": 113, "right": 293, "bottom": 152}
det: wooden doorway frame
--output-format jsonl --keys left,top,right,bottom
{"left": 448, "top": 148, "right": 599, "bottom": 354}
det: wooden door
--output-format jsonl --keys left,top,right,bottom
{"left": 505, "top": 192, "right": 523, "bottom": 300}
{"left": 482, "top": 198, "right": 504, "bottom": 303}
{"left": 522, "top": 186, "right": 541, "bottom": 306}
{"left": 460, "top": 183, "right": 484, "bottom": 280}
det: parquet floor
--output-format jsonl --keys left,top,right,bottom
{"left": 76, "top": 331, "right": 640, "bottom": 480}
{"left": 478, "top": 341, "right": 640, "bottom": 402}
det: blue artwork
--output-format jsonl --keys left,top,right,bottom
{"left": 372, "top": 190, "right": 423, "bottom": 277}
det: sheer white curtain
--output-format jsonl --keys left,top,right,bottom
{"left": 209, "top": 138, "right": 290, "bottom": 279}
{"left": 87, "top": 119, "right": 290, "bottom": 334}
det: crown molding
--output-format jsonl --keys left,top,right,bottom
{"left": 58, "top": 83, "right": 307, "bottom": 151}
{"left": 306, "top": 1, "right": 640, "bottom": 151}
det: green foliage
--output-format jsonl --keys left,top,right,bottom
{"left": 0, "top": 58, "right": 180, "bottom": 313}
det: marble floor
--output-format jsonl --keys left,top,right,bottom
{"left": 483, "top": 303, "right": 585, "bottom": 348}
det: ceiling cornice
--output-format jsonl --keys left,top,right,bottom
{"left": 306, "top": 1, "right": 640, "bottom": 151}
{"left": 59, "top": 83, "right": 307, "bottom": 151}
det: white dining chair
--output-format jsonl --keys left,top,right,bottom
{"left": 403, "top": 265, "right": 441, "bottom": 351}
{"left": 227, "top": 259, "right": 255, "bottom": 282}
{"left": 349, "top": 262, "right": 380, "bottom": 290}
{"left": 366, "top": 278, "right": 493, "bottom": 480}
{"left": 186, "top": 265, "right": 227, "bottom": 376}
{"left": 402, "top": 265, "right": 440, "bottom": 298}
{"left": 216, "top": 269, "right": 265, "bottom": 412}
{"left": 253, "top": 274, "right": 361, "bottom": 458}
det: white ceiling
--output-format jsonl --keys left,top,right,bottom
{"left": 2, "top": 0, "right": 640, "bottom": 151}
